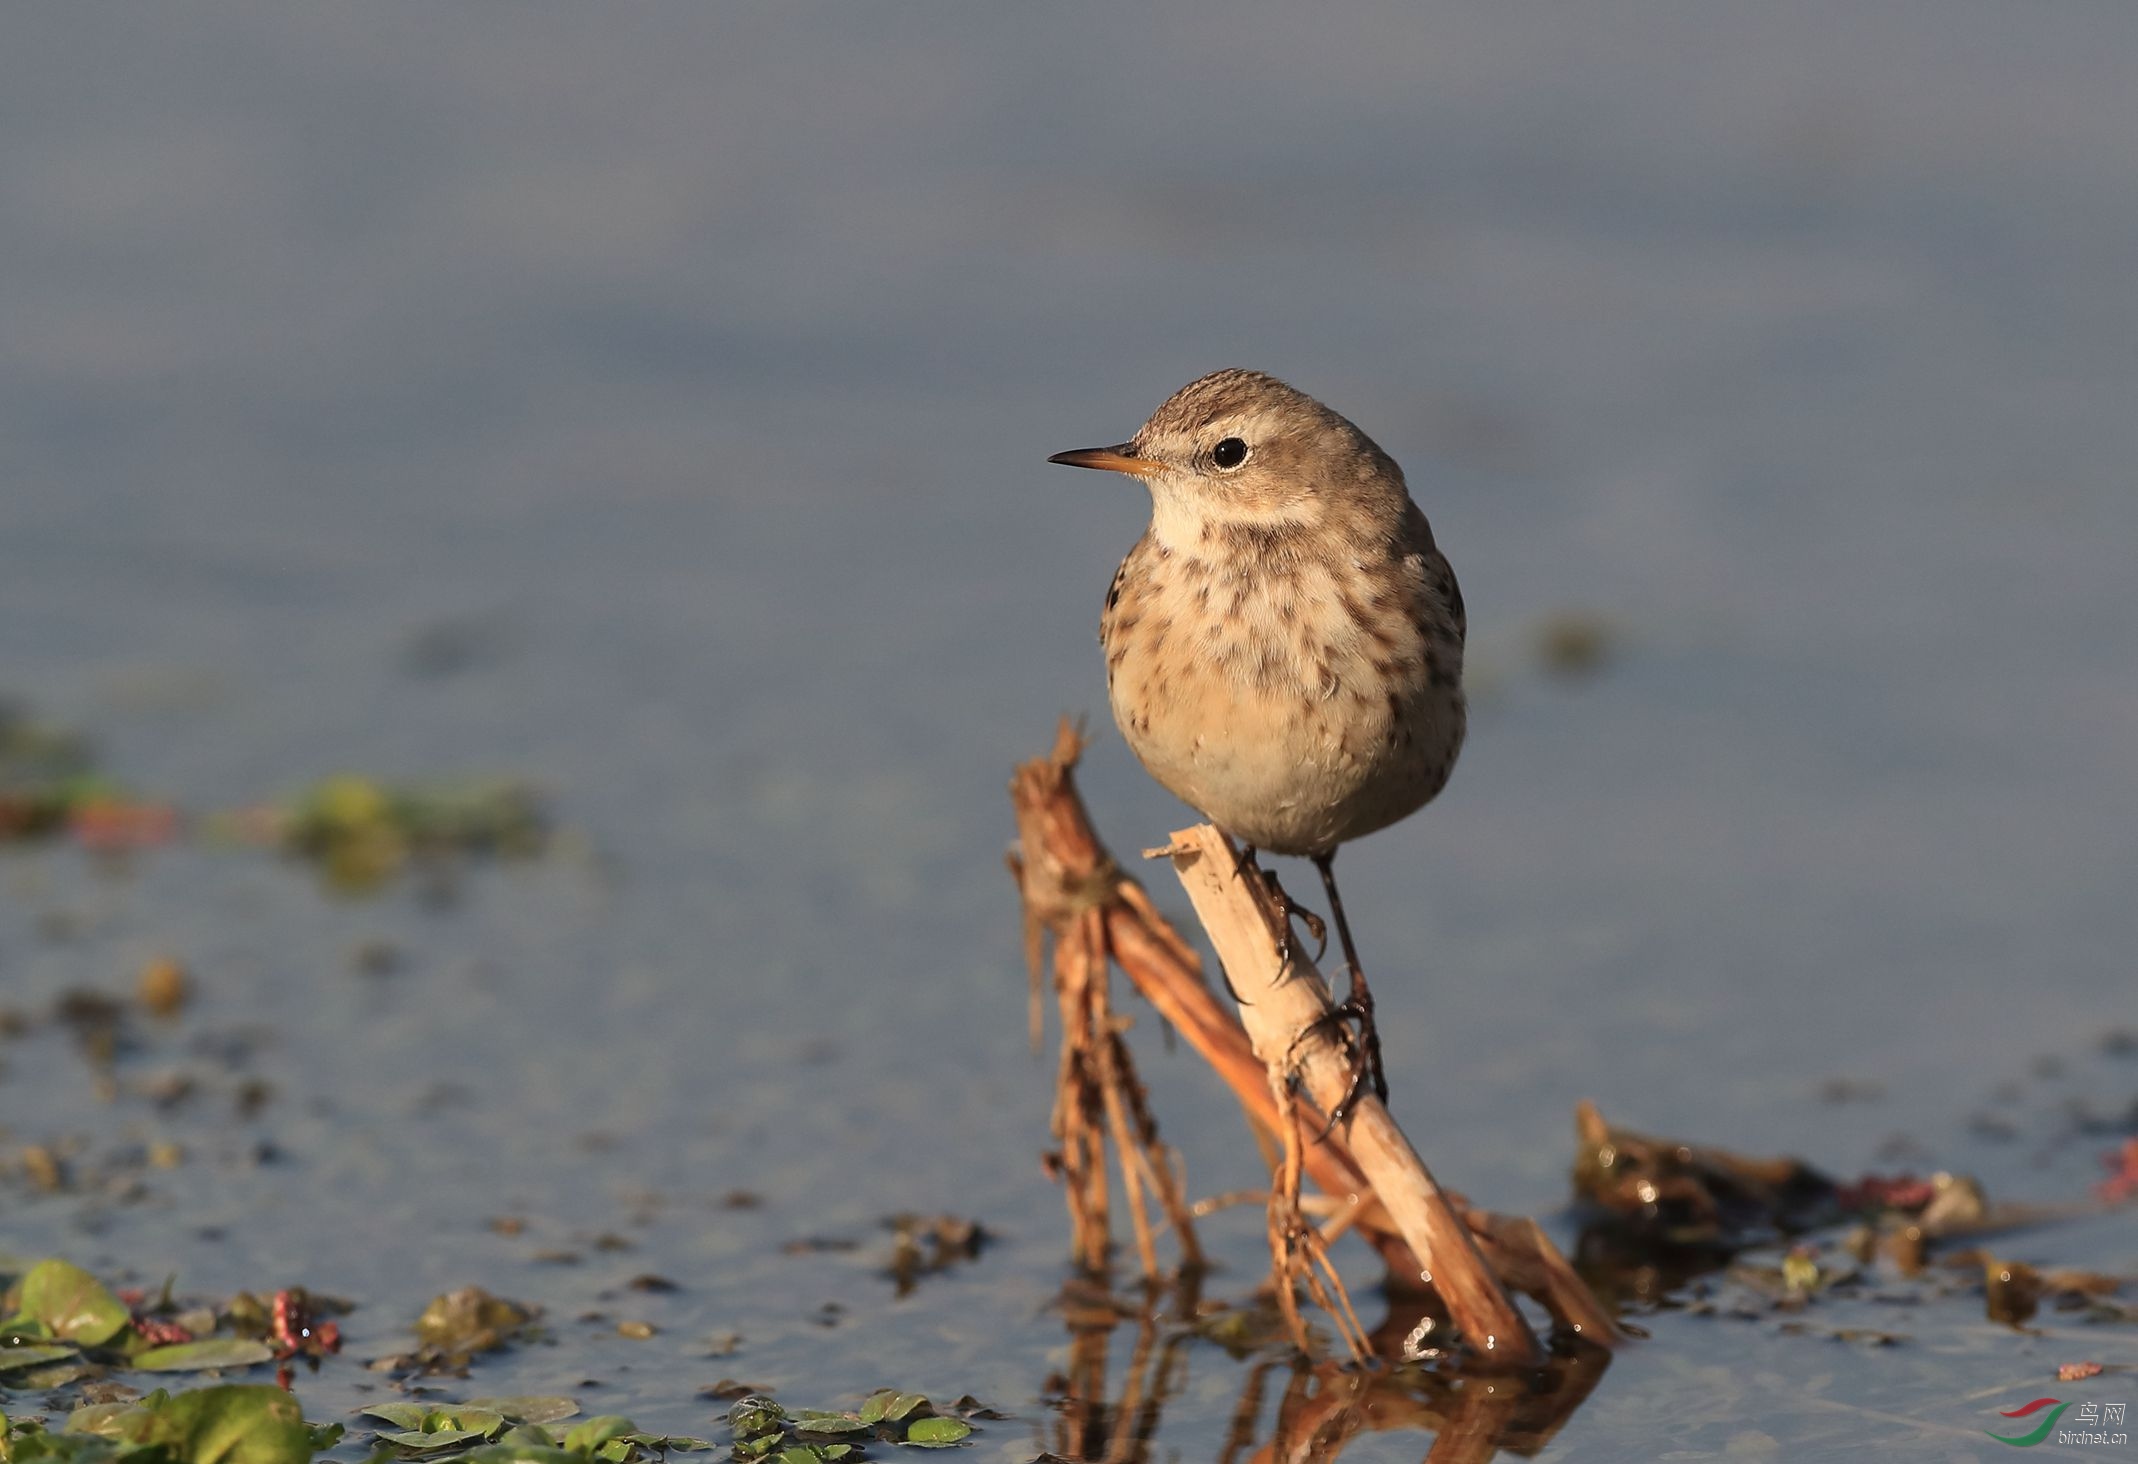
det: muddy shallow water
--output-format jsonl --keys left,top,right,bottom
{"left": 4, "top": 5, "right": 2136, "bottom": 1459}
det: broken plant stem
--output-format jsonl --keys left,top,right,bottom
{"left": 1166, "top": 822, "right": 1543, "bottom": 1367}
{"left": 1009, "top": 721, "right": 1613, "bottom": 1350}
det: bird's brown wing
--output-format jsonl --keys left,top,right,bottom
{"left": 1400, "top": 500, "right": 1465, "bottom": 647}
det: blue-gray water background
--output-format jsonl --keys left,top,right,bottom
{"left": 3, "top": 6, "right": 2135, "bottom": 1459}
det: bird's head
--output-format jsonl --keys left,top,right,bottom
{"left": 1048, "top": 368, "right": 1407, "bottom": 548}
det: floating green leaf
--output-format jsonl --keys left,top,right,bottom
{"left": 381, "top": 1430, "right": 493, "bottom": 1454}
{"left": 0, "top": 1346, "right": 75, "bottom": 1374}
{"left": 790, "top": 1412, "right": 869, "bottom": 1436}
{"left": 68, "top": 1385, "right": 312, "bottom": 1464}
{"left": 370, "top": 1406, "right": 510, "bottom": 1453}
{"left": 726, "top": 1398, "right": 785, "bottom": 1444}
{"left": 131, "top": 1338, "right": 276, "bottom": 1373}
{"left": 360, "top": 1405, "right": 437, "bottom": 1430}
{"left": 902, "top": 1418, "right": 970, "bottom": 1447}
{"left": 860, "top": 1392, "right": 927, "bottom": 1426}
{"left": 18, "top": 1262, "right": 129, "bottom": 1347}
{"left": 559, "top": 1417, "right": 633, "bottom": 1453}
{"left": 410, "top": 1286, "right": 536, "bottom": 1367}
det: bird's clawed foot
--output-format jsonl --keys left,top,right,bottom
{"left": 1307, "top": 973, "right": 1390, "bottom": 1135}
{"left": 1228, "top": 842, "right": 1329, "bottom": 972}
{"left": 1274, "top": 892, "right": 1328, "bottom": 973}
{"left": 1307, "top": 851, "right": 1389, "bottom": 1136}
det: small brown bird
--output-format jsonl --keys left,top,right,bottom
{"left": 1050, "top": 368, "right": 1466, "bottom": 1120}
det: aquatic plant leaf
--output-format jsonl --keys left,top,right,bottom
{"left": 94, "top": 1385, "right": 312, "bottom": 1464}
{"left": 463, "top": 1398, "right": 580, "bottom": 1426}
{"left": 0, "top": 1346, "right": 76, "bottom": 1373}
{"left": 412, "top": 1286, "right": 535, "bottom": 1359}
{"left": 560, "top": 1417, "right": 635, "bottom": 1452}
{"left": 380, "top": 1428, "right": 491, "bottom": 1452}
{"left": 859, "top": 1392, "right": 926, "bottom": 1425}
{"left": 791, "top": 1412, "right": 869, "bottom": 1435}
{"left": 901, "top": 1419, "right": 970, "bottom": 1447}
{"left": 359, "top": 1405, "right": 435, "bottom": 1429}
{"left": 725, "top": 1397, "right": 786, "bottom": 1443}
{"left": 131, "top": 1338, "right": 276, "bottom": 1372}
{"left": 367, "top": 1404, "right": 511, "bottom": 1452}
{"left": 18, "top": 1263, "right": 129, "bottom": 1347}
{"left": 2, "top": 1427, "right": 128, "bottom": 1464}
{"left": 62, "top": 1396, "right": 156, "bottom": 1439}
{"left": 491, "top": 1425, "right": 558, "bottom": 1448}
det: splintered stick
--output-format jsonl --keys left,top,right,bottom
{"left": 1010, "top": 724, "right": 1409, "bottom": 1263}
{"left": 1165, "top": 823, "right": 1543, "bottom": 1368}
{"left": 1011, "top": 723, "right": 1615, "bottom": 1352}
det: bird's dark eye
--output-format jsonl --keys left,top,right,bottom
{"left": 1211, "top": 437, "right": 1249, "bottom": 469}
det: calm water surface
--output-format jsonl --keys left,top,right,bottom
{"left": 3, "top": 6, "right": 2135, "bottom": 1459}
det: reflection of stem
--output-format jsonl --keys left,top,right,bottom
{"left": 1423, "top": 1377, "right": 1524, "bottom": 1464}
{"left": 1049, "top": 1279, "right": 1197, "bottom": 1464}
{"left": 1050, "top": 1275, "right": 1613, "bottom": 1464}
{"left": 1218, "top": 1360, "right": 1280, "bottom": 1464}
{"left": 1266, "top": 1366, "right": 1371, "bottom": 1464}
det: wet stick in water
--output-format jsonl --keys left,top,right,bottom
{"left": 1009, "top": 722, "right": 1204, "bottom": 1278}
{"left": 1008, "top": 724, "right": 1614, "bottom": 1347}
{"left": 1164, "top": 822, "right": 1542, "bottom": 1367}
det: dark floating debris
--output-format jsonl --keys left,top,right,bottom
{"left": 0, "top": 701, "right": 175, "bottom": 850}
{"left": 258, "top": 774, "right": 551, "bottom": 894}
{"left": 1532, "top": 610, "right": 1617, "bottom": 677}
{"left": 1572, "top": 1101, "right": 2137, "bottom": 1332}
{"left": 1571, "top": 1099, "right": 1837, "bottom": 1251}
{"left": 0, "top": 695, "right": 558, "bottom": 893}
{"left": 885, "top": 1214, "right": 988, "bottom": 1297}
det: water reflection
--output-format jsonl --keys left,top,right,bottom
{"left": 1039, "top": 1273, "right": 1609, "bottom": 1464}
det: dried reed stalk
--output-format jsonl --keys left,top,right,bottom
{"left": 1008, "top": 720, "right": 1615, "bottom": 1355}
{"left": 1010, "top": 724, "right": 1203, "bottom": 1279}
{"left": 1163, "top": 823, "right": 1539, "bottom": 1367}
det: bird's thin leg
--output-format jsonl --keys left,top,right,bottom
{"left": 1310, "top": 851, "right": 1389, "bottom": 1131}
{"left": 1226, "top": 841, "right": 1327, "bottom": 972}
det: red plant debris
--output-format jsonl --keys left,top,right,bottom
{"left": 131, "top": 1314, "right": 194, "bottom": 1347}
{"left": 69, "top": 799, "right": 180, "bottom": 852}
{"left": 2059, "top": 1360, "right": 2105, "bottom": 1382}
{"left": 2097, "top": 1138, "right": 2138, "bottom": 1205}
{"left": 1834, "top": 1172, "right": 1938, "bottom": 1213}
{"left": 115, "top": 1288, "right": 194, "bottom": 1347}
{"left": 270, "top": 1288, "right": 342, "bottom": 1360}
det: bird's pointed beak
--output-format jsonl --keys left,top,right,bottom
{"left": 1047, "top": 443, "right": 1159, "bottom": 478}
